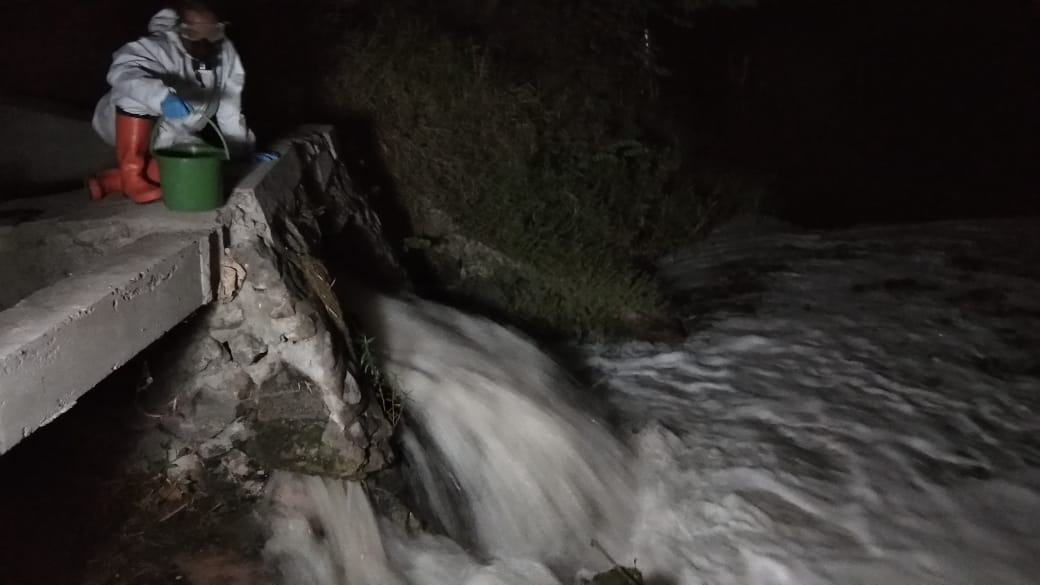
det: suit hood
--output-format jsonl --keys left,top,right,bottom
{"left": 147, "top": 8, "right": 179, "bottom": 34}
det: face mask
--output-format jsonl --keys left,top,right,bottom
{"left": 178, "top": 20, "right": 226, "bottom": 66}
{"left": 182, "top": 38, "right": 222, "bottom": 67}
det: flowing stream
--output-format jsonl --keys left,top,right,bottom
{"left": 263, "top": 219, "right": 1040, "bottom": 585}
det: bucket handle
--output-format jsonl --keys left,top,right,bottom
{"left": 149, "top": 112, "right": 231, "bottom": 161}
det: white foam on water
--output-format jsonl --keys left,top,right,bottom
{"left": 265, "top": 295, "right": 635, "bottom": 584}
{"left": 264, "top": 472, "right": 407, "bottom": 585}
{"left": 265, "top": 221, "right": 1040, "bottom": 584}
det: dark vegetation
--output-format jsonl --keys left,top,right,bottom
{"left": 1, "top": 0, "right": 1037, "bottom": 334}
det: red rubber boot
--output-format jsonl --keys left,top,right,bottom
{"left": 86, "top": 168, "right": 122, "bottom": 201}
{"left": 114, "top": 113, "right": 161, "bottom": 204}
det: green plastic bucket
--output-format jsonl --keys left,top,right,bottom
{"left": 152, "top": 117, "right": 231, "bottom": 212}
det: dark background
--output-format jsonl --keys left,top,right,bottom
{"left": 664, "top": 0, "right": 1040, "bottom": 227}
{"left": 1, "top": 0, "right": 1037, "bottom": 228}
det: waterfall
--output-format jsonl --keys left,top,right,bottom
{"left": 264, "top": 295, "right": 636, "bottom": 584}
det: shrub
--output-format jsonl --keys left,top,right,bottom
{"left": 322, "top": 14, "right": 706, "bottom": 336}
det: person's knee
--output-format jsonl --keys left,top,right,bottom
{"left": 115, "top": 106, "right": 158, "bottom": 120}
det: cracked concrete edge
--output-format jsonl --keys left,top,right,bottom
{"left": 0, "top": 232, "right": 217, "bottom": 454}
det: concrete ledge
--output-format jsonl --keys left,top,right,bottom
{"left": 0, "top": 125, "right": 342, "bottom": 456}
{"left": 0, "top": 231, "right": 218, "bottom": 453}
{"left": 0, "top": 189, "right": 221, "bottom": 310}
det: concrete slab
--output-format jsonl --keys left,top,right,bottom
{"left": 0, "top": 190, "right": 220, "bottom": 310}
{"left": 0, "top": 125, "right": 323, "bottom": 456}
{"left": 0, "top": 191, "right": 222, "bottom": 454}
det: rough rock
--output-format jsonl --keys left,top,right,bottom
{"left": 210, "top": 302, "right": 246, "bottom": 330}
{"left": 219, "top": 449, "right": 254, "bottom": 481}
{"left": 199, "top": 420, "right": 252, "bottom": 460}
{"left": 268, "top": 298, "right": 295, "bottom": 319}
{"left": 242, "top": 366, "right": 368, "bottom": 478}
{"left": 168, "top": 453, "right": 204, "bottom": 485}
{"left": 131, "top": 127, "right": 405, "bottom": 490}
{"left": 223, "top": 331, "right": 269, "bottom": 366}
{"left": 422, "top": 233, "right": 531, "bottom": 310}
{"left": 274, "top": 306, "right": 318, "bottom": 343}
{"left": 408, "top": 193, "right": 457, "bottom": 239}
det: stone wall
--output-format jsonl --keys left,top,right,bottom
{"left": 133, "top": 126, "right": 408, "bottom": 493}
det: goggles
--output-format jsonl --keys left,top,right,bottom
{"left": 178, "top": 21, "right": 227, "bottom": 42}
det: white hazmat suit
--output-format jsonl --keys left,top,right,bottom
{"left": 91, "top": 8, "right": 256, "bottom": 156}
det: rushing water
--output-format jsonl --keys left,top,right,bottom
{"left": 264, "top": 219, "right": 1040, "bottom": 585}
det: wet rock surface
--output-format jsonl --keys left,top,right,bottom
{"left": 130, "top": 127, "right": 407, "bottom": 497}
{"left": 247, "top": 367, "right": 368, "bottom": 478}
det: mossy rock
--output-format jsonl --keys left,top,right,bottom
{"left": 248, "top": 418, "right": 368, "bottom": 478}
{"left": 243, "top": 366, "right": 368, "bottom": 478}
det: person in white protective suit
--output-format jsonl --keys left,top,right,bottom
{"left": 86, "top": 0, "right": 276, "bottom": 203}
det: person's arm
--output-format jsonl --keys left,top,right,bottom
{"left": 215, "top": 44, "right": 257, "bottom": 157}
{"left": 106, "top": 39, "right": 175, "bottom": 115}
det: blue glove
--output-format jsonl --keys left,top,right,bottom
{"left": 160, "top": 94, "right": 191, "bottom": 119}
{"left": 254, "top": 151, "right": 279, "bottom": 162}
